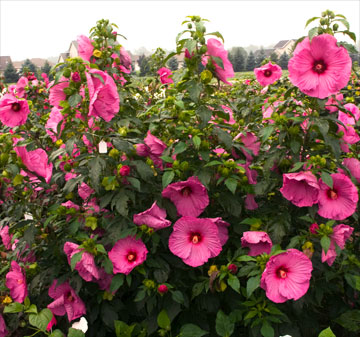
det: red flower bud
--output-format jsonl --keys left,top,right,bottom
{"left": 227, "top": 264, "right": 238, "bottom": 274}
{"left": 157, "top": 284, "right": 168, "bottom": 294}
{"left": 119, "top": 165, "right": 130, "bottom": 177}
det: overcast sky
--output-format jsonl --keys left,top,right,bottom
{"left": 0, "top": 0, "right": 359, "bottom": 61}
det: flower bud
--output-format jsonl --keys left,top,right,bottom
{"left": 71, "top": 72, "right": 81, "bottom": 82}
{"left": 309, "top": 223, "right": 319, "bottom": 234}
{"left": 227, "top": 264, "right": 238, "bottom": 274}
{"left": 119, "top": 165, "right": 130, "bottom": 177}
{"left": 157, "top": 284, "right": 168, "bottom": 294}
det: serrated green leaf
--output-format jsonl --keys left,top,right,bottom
{"left": 334, "top": 310, "right": 360, "bottom": 332}
{"left": 192, "top": 135, "right": 201, "bottom": 150}
{"left": 3, "top": 302, "right": 24, "bottom": 313}
{"left": 215, "top": 310, "right": 234, "bottom": 337}
{"left": 246, "top": 275, "right": 261, "bottom": 298}
{"left": 227, "top": 275, "right": 240, "bottom": 293}
{"left": 320, "top": 235, "right": 331, "bottom": 254}
{"left": 321, "top": 171, "right": 333, "bottom": 189}
{"left": 162, "top": 170, "right": 175, "bottom": 188}
{"left": 110, "top": 274, "right": 124, "bottom": 293}
{"left": 172, "top": 290, "right": 185, "bottom": 304}
{"left": 157, "top": 309, "right": 171, "bottom": 330}
{"left": 260, "top": 320, "right": 274, "bottom": 337}
{"left": 207, "top": 31, "right": 224, "bottom": 42}
{"left": 336, "top": 18, "right": 350, "bottom": 30}
{"left": 25, "top": 304, "right": 38, "bottom": 314}
{"left": 305, "top": 16, "right": 320, "bottom": 28}
{"left": 225, "top": 177, "right": 237, "bottom": 194}
{"left": 212, "top": 56, "right": 224, "bottom": 70}
{"left": 174, "top": 141, "right": 187, "bottom": 154}
{"left": 308, "top": 26, "right": 319, "bottom": 41}
{"left": 236, "top": 255, "right": 256, "bottom": 262}
{"left": 127, "top": 177, "right": 141, "bottom": 191}
{"left": 180, "top": 324, "right": 208, "bottom": 337}
{"left": 289, "top": 162, "right": 304, "bottom": 173}
{"left": 70, "top": 251, "right": 83, "bottom": 271}
{"left": 68, "top": 93, "right": 82, "bottom": 108}
{"left": 345, "top": 273, "right": 360, "bottom": 291}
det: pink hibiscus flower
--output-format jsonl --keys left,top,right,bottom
{"left": 0, "top": 93, "right": 30, "bottom": 127}
{"left": 168, "top": 216, "right": 222, "bottom": 267}
{"left": 63, "top": 242, "right": 100, "bottom": 282}
{"left": 337, "top": 110, "right": 360, "bottom": 146}
{"left": 241, "top": 231, "right": 273, "bottom": 256}
{"left": 77, "top": 35, "right": 94, "bottom": 62}
{"left": 119, "top": 47, "right": 132, "bottom": 71}
{"left": 280, "top": 171, "right": 320, "bottom": 207}
{"left": 202, "top": 39, "right": 234, "bottom": 85}
{"left": 86, "top": 69, "right": 120, "bottom": 122}
{"left": 0, "top": 225, "right": 12, "bottom": 250}
{"left": 46, "top": 312, "right": 57, "bottom": 332}
{"left": 245, "top": 194, "right": 259, "bottom": 210}
{"left": 260, "top": 249, "right": 313, "bottom": 303}
{"left": 47, "top": 279, "right": 86, "bottom": 322}
{"left": 321, "top": 224, "right": 354, "bottom": 266}
{"left": 157, "top": 67, "right": 173, "bottom": 84}
{"left": 15, "top": 76, "right": 29, "bottom": 98}
{"left": 15, "top": 146, "right": 53, "bottom": 183}
{"left": 78, "top": 182, "right": 95, "bottom": 201}
{"left": 0, "top": 314, "right": 8, "bottom": 337}
{"left": 288, "top": 34, "right": 352, "bottom": 99}
{"left": 6, "top": 261, "right": 28, "bottom": 303}
{"left": 325, "top": 93, "right": 343, "bottom": 112}
{"left": 342, "top": 157, "right": 360, "bottom": 183}
{"left": 254, "top": 62, "right": 282, "bottom": 86}
{"left": 236, "top": 132, "right": 261, "bottom": 161}
{"left": 162, "top": 176, "right": 209, "bottom": 217}
{"left": 45, "top": 107, "right": 65, "bottom": 142}
{"left": 96, "top": 268, "right": 113, "bottom": 292}
{"left": 133, "top": 201, "right": 171, "bottom": 230}
{"left": 317, "top": 173, "right": 358, "bottom": 220}
{"left": 108, "top": 236, "right": 148, "bottom": 275}
{"left": 49, "top": 77, "right": 69, "bottom": 108}
{"left": 205, "top": 217, "right": 230, "bottom": 246}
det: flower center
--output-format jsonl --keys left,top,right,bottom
{"left": 327, "top": 189, "right": 338, "bottom": 200}
{"left": 17, "top": 279, "right": 23, "bottom": 285}
{"left": 127, "top": 252, "right": 137, "bottom": 262}
{"left": 181, "top": 186, "right": 192, "bottom": 197}
{"left": 11, "top": 103, "right": 21, "bottom": 112}
{"left": 264, "top": 70, "right": 272, "bottom": 77}
{"left": 66, "top": 292, "right": 74, "bottom": 302}
{"left": 313, "top": 60, "right": 327, "bottom": 74}
{"left": 276, "top": 267, "right": 288, "bottom": 279}
{"left": 190, "top": 233, "right": 201, "bottom": 244}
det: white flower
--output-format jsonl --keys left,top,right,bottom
{"left": 71, "top": 317, "right": 88, "bottom": 333}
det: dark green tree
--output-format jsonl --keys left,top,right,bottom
{"left": 255, "top": 48, "right": 266, "bottom": 68}
{"left": 229, "top": 47, "right": 247, "bottom": 72}
{"left": 20, "top": 59, "right": 38, "bottom": 77}
{"left": 246, "top": 51, "right": 256, "bottom": 71}
{"left": 4, "top": 61, "right": 19, "bottom": 83}
{"left": 168, "top": 57, "right": 179, "bottom": 71}
{"left": 41, "top": 61, "right": 52, "bottom": 75}
{"left": 270, "top": 52, "right": 279, "bottom": 64}
{"left": 279, "top": 52, "right": 290, "bottom": 70}
{"left": 138, "top": 54, "right": 151, "bottom": 77}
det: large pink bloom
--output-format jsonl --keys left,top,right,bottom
{"left": 241, "top": 231, "right": 272, "bottom": 256}
{"left": 254, "top": 62, "right": 282, "bottom": 86}
{"left": 205, "top": 217, "right": 230, "bottom": 246}
{"left": 0, "top": 314, "right": 8, "bottom": 337}
{"left": 77, "top": 35, "right": 94, "bottom": 62}
{"left": 325, "top": 93, "right": 343, "bottom": 112}
{"left": 45, "top": 107, "right": 65, "bottom": 141}
{"left": 157, "top": 67, "right": 174, "bottom": 84}
{"left": 63, "top": 242, "right": 100, "bottom": 282}
{"left": 0, "top": 225, "right": 12, "bottom": 250}
{"left": 78, "top": 182, "right": 95, "bottom": 201}
{"left": 86, "top": 69, "right": 120, "bottom": 122}
{"left": 15, "top": 146, "right": 53, "bottom": 183}
{"left": 202, "top": 39, "right": 234, "bottom": 85}
{"left": 322, "top": 224, "right": 354, "bottom": 266}
{"left": 342, "top": 157, "right": 360, "bottom": 183}
{"left": 6, "top": 261, "right": 28, "bottom": 303}
{"left": 235, "top": 132, "right": 260, "bottom": 161}
{"left": 49, "top": 77, "right": 69, "bottom": 108}
{"left": 317, "top": 173, "right": 358, "bottom": 220}
{"left": 288, "top": 34, "right": 352, "bottom": 99}
{"left": 109, "top": 236, "right": 148, "bottom": 275}
{"left": 15, "top": 76, "right": 29, "bottom": 98}
{"left": 0, "top": 93, "right": 30, "bottom": 127}
{"left": 47, "top": 279, "right": 86, "bottom": 322}
{"left": 260, "top": 249, "right": 313, "bottom": 303}
{"left": 280, "top": 171, "right": 319, "bottom": 207}
{"left": 169, "top": 216, "right": 222, "bottom": 267}
{"left": 162, "top": 176, "right": 209, "bottom": 217}
{"left": 133, "top": 201, "right": 171, "bottom": 230}
{"left": 119, "top": 47, "right": 132, "bottom": 71}
{"left": 337, "top": 109, "right": 360, "bottom": 146}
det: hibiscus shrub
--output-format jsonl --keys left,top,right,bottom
{"left": 0, "top": 12, "right": 360, "bottom": 337}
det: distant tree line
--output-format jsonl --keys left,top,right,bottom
{"left": 3, "top": 59, "right": 53, "bottom": 83}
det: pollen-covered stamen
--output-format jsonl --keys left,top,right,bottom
{"left": 190, "top": 233, "right": 201, "bottom": 244}
{"left": 276, "top": 267, "right": 288, "bottom": 279}
{"left": 264, "top": 70, "right": 272, "bottom": 77}
{"left": 181, "top": 186, "right": 192, "bottom": 197}
{"left": 313, "top": 60, "right": 327, "bottom": 74}
{"left": 11, "top": 103, "right": 21, "bottom": 112}
{"left": 17, "top": 279, "right": 23, "bottom": 285}
{"left": 327, "top": 189, "right": 338, "bottom": 200}
{"left": 127, "top": 252, "right": 137, "bottom": 262}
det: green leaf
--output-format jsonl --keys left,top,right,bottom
{"left": 215, "top": 310, "right": 234, "bottom": 337}
{"left": 225, "top": 177, "right": 237, "bottom": 194}
{"left": 114, "top": 320, "right": 135, "bottom": 337}
{"left": 114, "top": 192, "right": 129, "bottom": 216}
{"left": 196, "top": 106, "right": 212, "bottom": 128}
{"left": 127, "top": 177, "right": 141, "bottom": 191}
{"left": 162, "top": 171, "right": 175, "bottom": 188}
{"left": 336, "top": 18, "right": 350, "bottom": 30}
{"left": 70, "top": 251, "right": 83, "bottom": 271}
{"left": 318, "top": 326, "right": 336, "bottom": 337}
{"left": 192, "top": 136, "right": 201, "bottom": 150}
{"left": 102, "top": 256, "right": 113, "bottom": 274}
{"left": 207, "top": 31, "right": 224, "bottom": 42}
{"left": 320, "top": 236, "right": 331, "bottom": 254}
{"left": 260, "top": 125, "right": 274, "bottom": 141}
{"left": 335, "top": 310, "right": 360, "bottom": 332}
{"left": 308, "top": 26, "right": 319, "bottom": 41}
{"left": 110, "top": 274, "right": 124, "bottom": 293}
{"left": 89, "top": 157, "right": 102, "bottom": 191}
{"left": 25, "top": 304, "right": 38, "bottom": 314}
{"left": 345, "top": 273, "right": 360, "bottom": 291}
{"left": 171, "top": 290, "right": 185, "bottom": 304}
{"left": 157, "top": 309, "right": 171, "bottom": 330}
{"left": 68, "top": 93, "right": 82, "bottom": 108}
{"left": 49, "top": 330, "right": 65, "bottom": 337}
{"left": 289, "top": 162, "right": 304, "bottom": 173}
{"left": 321, "top": 171, "right": 333, "bottom": 189}
{"left": 192, "top": 282, "right": 205, "bottom": 299}
{"left": 246, "top": 275, "right": 261, "bottom": 298}
{"left": 236, "top": 255, "right": 256, "bottom": 262}
{"left": 212, "top": 56, "right": 224, "bottom": 70}
{"left": 187, "top": 80, "right": 203, "bottom": 102}
{"left": 134, "top": 289, "right": 146, "bottom": 302}
{"left": 29, "top": 308, "right": 53, "bottom": 331}
{"left": 91, "top": 72, "right": 105, "bottom": 84}
{"left": 305, "top": 16, "right": 319, "bottom": 28}
{"left": 180, "top": 324, "right": 208, "bottom": 337}
{"left": 174, "top": 141, "right": 187, "bottom": 154}
{"left": 3, "top": 302, "right": 24, "bottom": 313}
{"left": 95, "top": 244, "right": 106, "bottom": 254}
{"left": 227, "top": 274, "right": 240, "bottom": 293}
{"left": 184, "top": 39, "right": 197, "bottom": 54}
{"left": 260, "top": 320, "right": 274, "bottom": 337}
{"left": 213, "top": 127, "right": 233, "bottom": 148}
{"left": 68, "top": 328, "right": 85, "bottom": 337}
{"left": 133, "top": 160, "right": 154, "bottom": 180}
